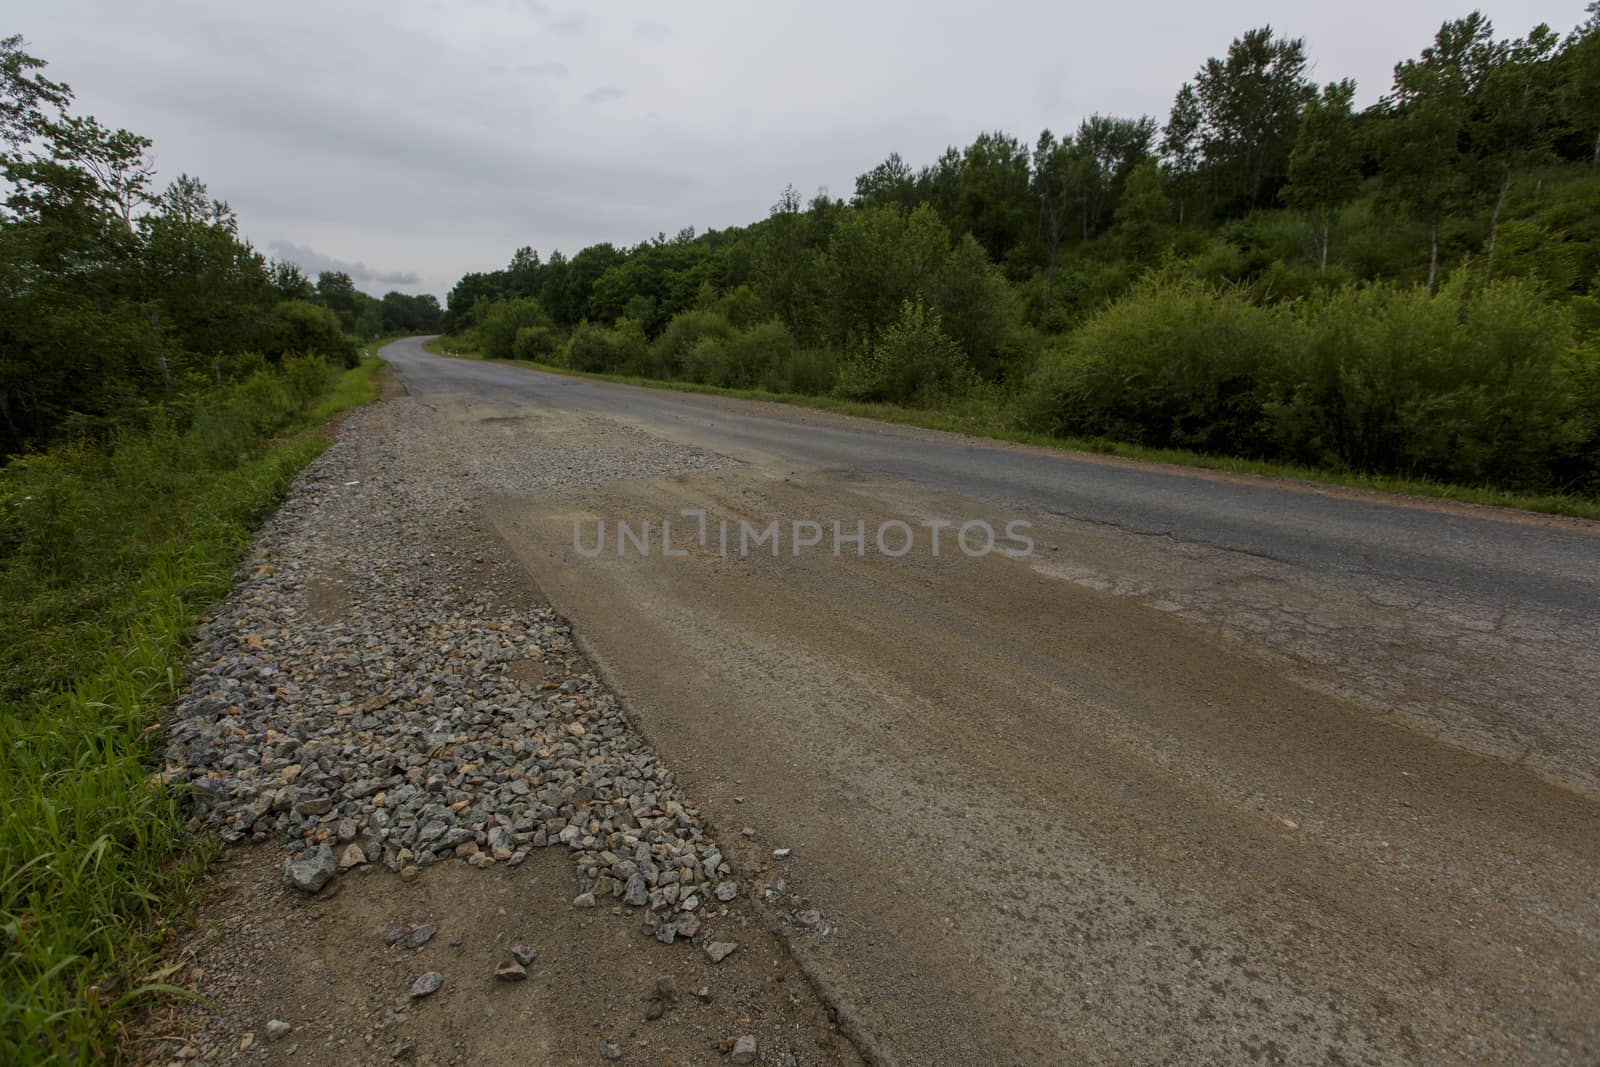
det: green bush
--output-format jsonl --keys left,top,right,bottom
{"left": 511, "top": 325, "right": 560, "bottom": 362}
{"left": 1553, "top": 340, "right": 1600, "bottom": 495}
{"left": 476, "top": 298, "right": 550, "bottom": 359}
{"left": 1025, "top": 278, "right": 1285, "bottom": 455}
{"left": 566, "top": 318, "right": 648, "bottom": 374}
{"left": 765, "top": 346, "right": 841, "bottom": 396}
{"left": 262, "top": 301, "right": 357, "bottom": 366}
{"left": 1265, "top": 276, "right": 1580, "bottom": 488}
{"left": 836, "top": 300, "right": 973, "bottom": 406}
{"left": 684, "top": 320, "right": 797, "bottom": 388}
{"left": 651, "top": 310, "right": 736, "bottom": 379}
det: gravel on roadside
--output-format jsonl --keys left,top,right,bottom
{"left": 161, "top": 395, "right": 743, "bottom": 939}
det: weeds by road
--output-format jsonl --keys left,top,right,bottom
{"left": 0, "top": 355, "right": 384, "bottom": 1065}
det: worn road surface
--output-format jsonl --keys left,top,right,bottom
{"left": 384, "top": 337, "right": 1600, "bottom": 1066}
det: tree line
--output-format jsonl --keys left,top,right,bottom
{"left": 442, "top": 8, "right": 1600, "bottom": 497}
{"left": 0, "top": 37, "right": 441, "bottom": 456}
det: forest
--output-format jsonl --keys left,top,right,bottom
{"left": 0, "top": 34, "right": 440, "bottom": 457}
{"left": 441, "top": 9, "right": 1600, "bottom": 500}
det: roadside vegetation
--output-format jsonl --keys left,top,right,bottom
{"left": 437, "top": 9, "right": 1600, "bottom": 510}
{"left": 0, "top": 39, "right": 393, "bottom": 1063}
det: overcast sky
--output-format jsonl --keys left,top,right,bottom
{"left": 12, "top": 0, "right": 1591, "bottom": 299}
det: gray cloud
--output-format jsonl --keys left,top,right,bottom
{"left": 267, "top": 241, "right": 421, "bottom": 288}
{"left": 545, "top": 9, "right": 585, "bottom": 33}
{"left": 12, "top": 0, "right": 1585, "bottom": 302}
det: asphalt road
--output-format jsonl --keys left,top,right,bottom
{"left": 388, "top": 339, "right": 1599, "bottom": 620}
{"left": 383, "top": 338, "right": 1600, "bottom": 1065}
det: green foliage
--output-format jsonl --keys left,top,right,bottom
{"left": 0, "top": 356, "right": 381, "bottom": 1064}
{"left": 1113, "top": 158, "right": 1173, "bottom": 258}
{"left": 1024, "top": 273, "right": 1598, "bottom": 492}
{"left": 651, "top": 309, "right": 736, "bottom": 379}
{"left": 0, "top": 41, "right": 423, "bottom": 455}
{"left": 685, "top": 320, "right": 799, "bottom": 389}
{"left": 476, "top": 297, "right": 550, "bottom": 359}
{"left": 836, "top": 300, "right": 972, "bottom": 405}
{"left": 263, "top": 300, "right": 358, "bottom": 366}
{"left": 1283, "top": 79, "right": 1361, "bottom": 267}
{"left": 1267, "top": 276, "right": 1582, "bottom": 487}
{"left": 565, "top": 318, "right": 648, "bottom": 375}
{"left": 511, "top": 325, "right": 560, "bottom": 362}
{"left": 1026, "top": 277, "right": 1284, "bottom": 455}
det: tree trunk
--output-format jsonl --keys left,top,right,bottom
{"left": 1045, "top": 257, "right": 1056, "bottom": 315}
{"left": 1592, "top": 126, "right": 1598, "bottom": 166}
{"left": 1320, "top": 211, "right": 1330, "bottom": 271}
{"left": 1427, "top": 222, "right": 1439, "bottom": 291}
{"left": 1486, "top": 170, "right": 1511, "bottom": 275}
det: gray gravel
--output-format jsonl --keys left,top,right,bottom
{"left": 160, "top": 392, "right": 742, "bottom": 940}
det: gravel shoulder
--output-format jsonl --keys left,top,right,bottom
{"left": 135, "top": 376, "right": 856, "bottom": 1066}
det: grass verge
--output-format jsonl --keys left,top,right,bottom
{"left": 0, "top": 354, "right": 384, "bottom": 1064}
{"left": 419, "top": 338, "right": 1600, "bottom": 522}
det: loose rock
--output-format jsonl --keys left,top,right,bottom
{"left": 409, "top": 971, "right": 444, "bottom": 999}
{"left": 729, "top": 1034, "right": 758, "bottom": 1064}
{"left": 283, "top": 845, "right": 336, "bottom": 894}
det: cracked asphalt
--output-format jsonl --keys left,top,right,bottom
{"left": 386, "top": 339, "right": 1600, "bottom": 1065}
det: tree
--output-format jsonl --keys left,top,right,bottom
{"left": 1190, "top": 26, "right": 1316, "bottom": 211}
{"left": 1113, "top": 158, "right": 1173, "bottom": 259}
{"left": 1071, "top": 114, "right": 1158, "bottom": 240}
{"left": 956, "top": 131, "right": 1033, "bottom": 265}
{"left": 1031, "top": 129, "right": 1075, "bottom": 313}
{"left": 822, "top": 203, "right": 950, "bottom": 347}
{"left": 1561, "top": 4, "right": 1600, "bottom": 164}
{"left": 0, "top": 35, "right": 69, "bottom": 149}
{"left": 854, "top": 152, "right": 917, "bottom": 210}
{"left": 1283, "top": 80, "right": 1361, "bottom": 269}
{"left": 315, "top": 270, "right": 361, "bottom": 329}
{"left": 1161, "top": 84, "right": 1204, "bottom": 223}
{"left": 269, "top": 260, "right": 315, "bottom": 301}
{"left": 751, "top": 184, "right": 825, "bottom": 341}
{"left": 1477, "top": 25, "right": 1560, "bottom": 270}
{"left": 1380, "top": 12, "right": 1501, "bottom": 288}
{"left": 934, "top": 233, "right": 1020, "bottom": 377}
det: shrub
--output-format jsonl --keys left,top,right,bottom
{"left": 566, "top": 319, "right": 648, "bottom": 374}
{"left": 263, "top": 301, "right": 357, "bottom": 366}
{"left": 1024, "top": 278, "right": 1285, "bottom": 455}
{"left": 765, "top": 346, "right": 841, "bottom": 395}
{"left": 511, "top": 325, "right": 560, "bottom": 362}
{"left": 476, "top": 298, "right": 550, "bottom": 359}
{"left": 836, "top": 300, "right": 972, "bottom": 406}
{"left": 651, "top": 310, "right": 735, "bottom": 379}
{"left": 1264, "top": 276, "right": 1579, "bottom": 488}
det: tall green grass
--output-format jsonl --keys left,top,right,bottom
{"left": 0, "top": 354, "right": 383, "bottom": 1064}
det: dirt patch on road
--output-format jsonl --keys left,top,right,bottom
{"left": 135, "top": 846, "right": 848, "bottom": 1067}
